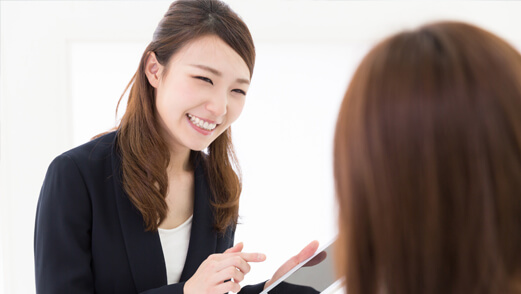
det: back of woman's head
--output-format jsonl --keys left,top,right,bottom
{"left": 334, "top": 21, "right": 521, "bottom": 294}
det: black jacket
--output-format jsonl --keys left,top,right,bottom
{"left": 34, "top": 131, "right": 264, "bottom": 293}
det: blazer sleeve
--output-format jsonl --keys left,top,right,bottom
{"left": 138, "top": 281, "right": 266, "bottom": 294}
{"left": 34, "top": 154, "right": 94, "bottom": 294}
{"left": 139, "top": 283, "right": 185, "bottom": 294}
{"left": 240, "top": 282, "right": 267, "bottom": 294}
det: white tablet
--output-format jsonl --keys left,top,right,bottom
{"left": 260, "top": 238, "right": 343, "bottom": 294}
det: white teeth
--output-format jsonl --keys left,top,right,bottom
{"left": 188, "top": 114, "right": 217, "bottom": 131}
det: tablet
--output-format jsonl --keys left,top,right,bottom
{"left": 260, "top": 238, "right": 342, "bottom": 294}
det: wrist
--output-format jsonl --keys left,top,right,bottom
{"left": 263, "top": 279, "right": 271, "bottom": 290}
{"left": 183, "top": 279, "right": 191, "bottom": 293}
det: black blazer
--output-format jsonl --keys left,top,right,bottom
{"left": 34, "top": 131, "right": 265, "bottom": 294}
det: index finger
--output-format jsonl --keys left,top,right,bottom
{"left": 224, "top": 242, "right": 244, "bottom": 254}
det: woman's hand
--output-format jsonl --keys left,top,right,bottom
{"left": 184, "top": 242, "right": 266, "bottom": 294}
{"left": 263, "top": 240, "right": 320, "bottom": 290}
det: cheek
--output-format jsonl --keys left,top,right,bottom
{"left": 156, "top": 83, "right": 192, "bottom": 118}
{"left": 154, "top": 93, "right": 168, "bottom": 121}
{"left": 227, "top": 98, "right": 246, "bottom": 124}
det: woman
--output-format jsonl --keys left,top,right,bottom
{"left": 334, "top": 21, "right": 521, "bottom": 294}
{"left": 34, "top": 1, "right": 317, "bottom": 293}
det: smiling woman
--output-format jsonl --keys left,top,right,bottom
{"left": 32, "top": 1, "right": 316, "bottom": 293}
{"left": 150, "top": 35, "right": 249, "bottom": 154}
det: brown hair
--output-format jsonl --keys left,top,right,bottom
{"left": 334, "top": 21, "right": 521, "bottom": 294}
{"left": 116, "top": 0, "right": 255, "bottom": 232}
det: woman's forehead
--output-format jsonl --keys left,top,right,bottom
{"left": 169, "top": 35, "right": 250, "bottom": 80}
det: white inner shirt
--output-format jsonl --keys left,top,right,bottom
{"left": 158, "top": 215, "right": 193, "bottom": 284}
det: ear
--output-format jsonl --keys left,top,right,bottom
{"left": 145, "top": 52, "right": 163, "bottom": 88}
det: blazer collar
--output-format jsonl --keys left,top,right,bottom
{"left": 111, "top": 133, "right": 218, "bottom": 291}
{"left": 179, "top": 153, "right": 218, "bottom": 282}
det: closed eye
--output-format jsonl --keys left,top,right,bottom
{"left": 232, "top": 89, "right": 247, "bottom": 95}
{"left": 195, "top": 76, "right": 213, "bottom": 85}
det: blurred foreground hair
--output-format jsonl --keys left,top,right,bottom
{"left": 334, "top": 21, "right": 521, "bottom": 294}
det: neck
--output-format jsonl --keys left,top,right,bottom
{"left": 167, "top": 147, "right": 192, "bottom": 176}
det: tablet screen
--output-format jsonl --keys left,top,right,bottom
{"left": 263, "top": 239, "right": 339, "bottom": 294}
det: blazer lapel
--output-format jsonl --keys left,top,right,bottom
{"left": 179, "top": 154, "right": 218, "bottom": 282}
{"left": 111, "top": 137, "right": 167, "bottom": 292}
{"left": 112, "top": 137, "right": 217, "bottom": 289}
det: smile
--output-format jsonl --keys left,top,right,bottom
{"left": 187, "top": 114, "right": 218, "bottom": 131}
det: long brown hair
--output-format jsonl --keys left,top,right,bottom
{"left": 334, "top": 21, "right": 521, "bottom": 294}
{"left": 116, "top": 0, "right": 255, "bottom": 232}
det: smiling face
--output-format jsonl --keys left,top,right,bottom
{"left": 146, "top": 35, "right": 250, "bottom": 153}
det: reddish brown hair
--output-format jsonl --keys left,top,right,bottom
{"left": 334, "top": 21, "right": 521, "bottom": 294}
{"left": 116, "top": 0, "right": 255, "bottom": 232}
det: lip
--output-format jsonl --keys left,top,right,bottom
{"left": 186, "top": 115, "right": 216, "bottom": 136}
{"left": 188, "top": 113, "right": 219, "bottom": 125}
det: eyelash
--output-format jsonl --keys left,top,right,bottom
{"left": 195, "top": 76, "right": 213, "bottom": 85}
{"left": 232, "top": 89, "right": 247, "bottom": 95}
{"left": 194, "top": 76, "right": 246, "bottom": 96}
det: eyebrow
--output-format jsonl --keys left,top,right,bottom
{"left": 189, "top": 64, "right": 250, "bottom": 85}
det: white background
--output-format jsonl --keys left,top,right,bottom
{"left": 1, "top": 1, "right": 521, "bottom": 293}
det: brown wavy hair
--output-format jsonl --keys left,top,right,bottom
{"left": 115, "top": 0, "right": 255, "bottom": 233}
{"left": 334, "top": 21, "right": 521, "bottom": 294}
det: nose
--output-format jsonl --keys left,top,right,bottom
{"left": 205, "top": 91, "right": 227, "bottom": 117}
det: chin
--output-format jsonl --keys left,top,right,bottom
{"left": 188, "top": 142, "right": 212, "bottom": 152}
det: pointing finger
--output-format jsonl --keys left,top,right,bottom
{"left": 224, "top": 242, "right": 244, "bottom": 254}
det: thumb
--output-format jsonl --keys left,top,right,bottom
{"left": 224, "top": 242, "right": 244, "bottom": 253}
{"left": 296, "top": 240, "right": 319, "bottom": 262}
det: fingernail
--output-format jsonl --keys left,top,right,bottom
{"left": 258, "top": 253, "right": 266, "bottom": 261}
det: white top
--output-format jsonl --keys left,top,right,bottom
{"left": 158, "top": 215, "right": 193, "bottom": 284}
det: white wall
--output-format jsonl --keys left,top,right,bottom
{"left": 2, "top": 1, "right": 521, "bottom": 293}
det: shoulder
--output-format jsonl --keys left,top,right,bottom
{"left": 40, "top": 132, "right": 119, "bottom": 205}
{"left": 45, "top": 131, "right": 118, "bottom": 185}
{"left": 61, "top": 131, "right": 117, "bottom": 163}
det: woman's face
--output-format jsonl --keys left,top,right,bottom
{"left": 148, "top": 35, "right": 250, "bottom": 152}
